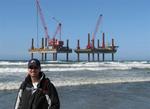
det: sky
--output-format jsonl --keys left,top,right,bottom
{"left": 0, "top": 0, "right": 150, "bottom": 61}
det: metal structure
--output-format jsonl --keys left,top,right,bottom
{"left": 36, "top": 0, "right": 49, "bottom": 41}
{"left": 86, "top": 14, "right": 103, "bottom": 49}
{"left": 49, "top": 17, "right": 64, "bottom": 49}
{"left": 75, "top": 33, "right": 118, "bottom": 62}
{"left": 36, "top": 0, "right": 64, "bottom": 49}
{"left": 29, "top": 1, "right": 118, "bottom": 62}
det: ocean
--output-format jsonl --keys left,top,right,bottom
{"left": 0, "top": 60, "right": 150, "bottom": 109}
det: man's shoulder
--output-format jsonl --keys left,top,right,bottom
{"left": 20, "top": 80, "right": 32, "bottom": 90}
{"left": 43, "top": 77, "right": 56, "bottom": 89}
{"left": 43, "top": 78, "right": 53, "bottom": 86}
{"left": 19, "top": 81, "right": 27, "bottom": 90}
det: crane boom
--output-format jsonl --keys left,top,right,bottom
{"left": 92, "top": 14, "right": 103, "bottom": 40}
{"left": 35, "top": 0, "right": 63, "bottom": 48}
{"left": 53, "top": 23, "right": 61, "bottom": 40}
{"left": 49, "top": 22, "right": 64, "bottom": 48}
{"left": 52, "top": 17, "right": 62, "bottom": 40}
{"left": 36, "top": 0, "right": 49, "bottom": 40}
{"left": 86, "top": 14, "right": 103, "bottom": 49}
{"left": 48, "top": 17, "right": 64, "bottom": 48}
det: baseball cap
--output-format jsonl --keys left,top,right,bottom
{"left": 28, "top": 58, "right": 41, "bottom": 68}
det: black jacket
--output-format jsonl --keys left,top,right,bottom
{"left": 15, "top": 72, "right": 60, "bottom": 109}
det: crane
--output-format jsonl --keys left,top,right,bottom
{"left": 35, "top": 0, "right": 64, "bottom": 49}
{"left": 86, "top": 14, "right": 103, "bottom": 49}
{"left": 49, "top": 17, "right": 64, "bottom": 49}
{"left": 35, "top": 0, "right": 49, "bottom": 42}
{"left": 52, "top": 17, "right": 61, "bottom": 41}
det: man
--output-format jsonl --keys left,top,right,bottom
{"left": 15, "top": 58, "right": 60, "bottom": 109}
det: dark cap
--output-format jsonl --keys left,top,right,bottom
{"left": 28, "top": 58, "right": 41, "bottom": 68}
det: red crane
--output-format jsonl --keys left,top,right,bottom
{"left": 87, "top": 14, "right": 103, "bottom": 49}
{"left": 35, "top": 0, "right": 49, "bottom": 41}
{"left": 36, "top": 0, "right": 64, "bottom": 49}
{"left": 49, "top": 17, "right": 64, "bottom": 48}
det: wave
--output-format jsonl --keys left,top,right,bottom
{"left": 37, "top": 61, "right": 150, "bottom": 71}
{"left": 0, "top": 61, "right": 27, "bottom": 66}
{"left": 1, "top": 77, "right": 150, "bottom": 90}
{"left": 0, "top": 60, "right": 150, "bottom": 91}
{"left": 0, "top": 61, "right": 150, "bottom": 74}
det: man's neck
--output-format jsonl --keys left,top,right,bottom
{"left": 31, "top": 77, "right": 39, "bottom": 83}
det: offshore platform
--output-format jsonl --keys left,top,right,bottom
{"left": 29, "top": 0, "right": 72, "bottom": 61}
{"left": 29, "top": 0, "right": 118, "bottom": 62}
{"left": 74, "top": 32, "right": 118, "bottom": 62}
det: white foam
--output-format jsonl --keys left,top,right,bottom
{"left": 0, "top": 68, "right": 27, "bottom": 72}
{"left": 42, "top": 61, "right": 150, "bottom": 70}
{"left": 0, "top": 81, "right": 21, "bottom": 90}
{"left": 0, "top": 61, "right": 150, "bottom": 74}
{"left": 53, "top": 77, "right": 150, "bottom": 87}
{"left": 0, "top": 61, "right": 27, "bottom": 66}
{"left": 0, "top": 61, "right": 150, "bottom": 90}
{"left": 1, "top": 77, "right": 150, "bottom": 90}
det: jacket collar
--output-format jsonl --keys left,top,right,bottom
{"left": 25, "top": 72, "right": 46, "bottom": 87}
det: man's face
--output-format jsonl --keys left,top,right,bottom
{"left": 28, "top": 66, "right": 41, "bottom": 78}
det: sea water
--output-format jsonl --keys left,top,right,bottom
{"left": 0, "top": 60, "right": 150, "bottom": 109}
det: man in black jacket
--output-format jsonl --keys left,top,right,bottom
{"left": 15, "top": 58, "right": 60, "bottom": 109}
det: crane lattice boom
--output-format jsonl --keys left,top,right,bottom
{"left": 36, "top": 0, "right": 49, "bottom": 40}
{"left": 92, "top": 14, "right": 103, "bottom": 40}
{"left": 86, "top": 14, "right": 103, "bottom": 49}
